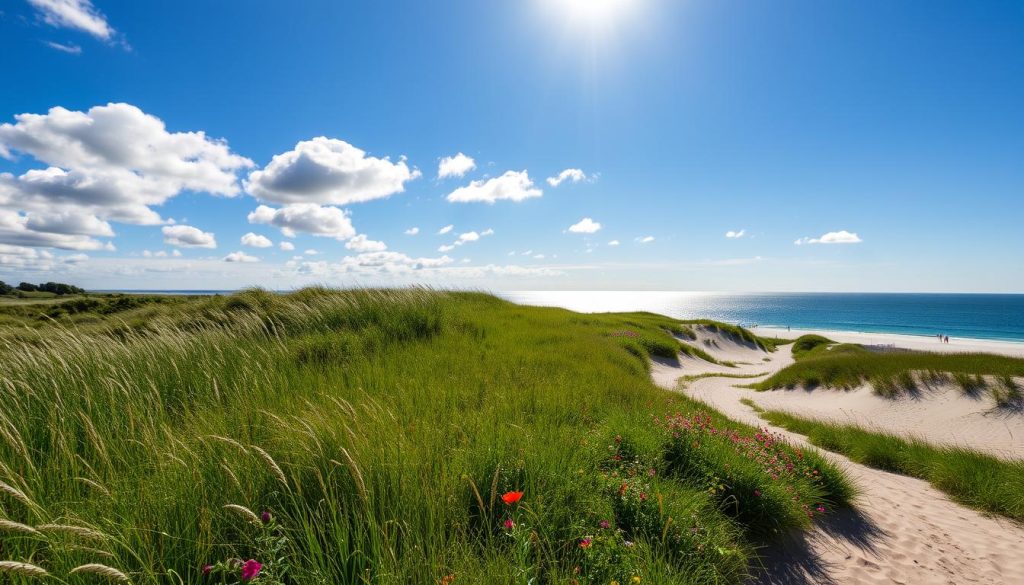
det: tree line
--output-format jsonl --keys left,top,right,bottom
{"left": 0, "top": 281, "right": 85, "bottom": 296}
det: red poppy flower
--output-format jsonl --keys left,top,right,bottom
{"left": 501, "top": 491, "right": 524, "bottom": 505}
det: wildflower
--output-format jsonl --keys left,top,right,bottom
{"left": 202, "top": 564, "right": 212, "bottom": 576}
{"left": 439, "top": 575, "right": 456, "bottom": 585}
{"left": 753, "top": 490, "right": 761, "bottom": 498}
{"left": 632, "top": 577, "right": 642, "bottom": 584}
{"left": 612, "top": 581, "right": 620, "bottom": 585}
{"left": 624, "top": 540, "right": 634, "bottom": 547}
{"left": 816, "top": 505, "right": 826, "bottom": 513}
{"left": 647, "top": 468, "right": 656, "bottom": 477}
{"left": 503, "top": 518, "right": 515, "bottom": 530}
{"left": 579, "top": 538, "right": 592, "bottom": 549}
{"left": 260, "top": 510, "right": 272, "bottom": 524}
{"left": 240, "top": 560, "right": 262, "bottom": 581}
{"left": 599, "top": 519, "right": 610, "bottom": 529}
{"left": 501, "top": 491, "right": 524, "bottom": 505}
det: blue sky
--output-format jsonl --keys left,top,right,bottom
{"left": 1, "top": 0, "right": 1022, "bottom": 292}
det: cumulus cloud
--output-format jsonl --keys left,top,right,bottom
{"left": 725, "top": 229, "right": 745, "bottom": 239}
{"left": 481, "top": 228, "right": 494, "bottom": 236}
{"left": 438, "top": 244, "right": 455, "bottom": 252}
{"left": 162, "top": 225, "right": 216, "bottom": 249}
{"left": 405, "top": 227, "right": 419, "bottom": 235}
{"left": 336, "top": 251, "right": 454, "bottom": 274}
{"left": 0, "top": 243, "right": 89, "bottom": 271}
{"left": 223, "top": 251, "right": 260, "bottom": 263}
{"left": 345, "top": 234, "right": 387, "bottom": 252}
{"left": 437, "top": 152, "right": 476, "bottom": 179}
{"left": 568, "top": 217, "right": 601, "bottom": 234}
{"left": 279, "top": 241, "right": 295, "bottom": 251}
{"left": 28, "top": 0, "right": 115, "bottom": 40}
{"left": 458, "top": 231, "right": 480, "bottom": 243}
{"left": 607, "top": 240, "right": 620, "bottom": 246}
{"left": 547, "top": 168, "right": 586, "bottom": 187}
{"left": 0, "top": 103, "right": 251, "bottom": 250}
{"left": 794, "top": 230, "right": 862, "bottom": 245}
{"left": 45, "top": 41, "right": 82, "bottom": 54}
{"left": 446, "top": 170, "right": 542, "bottom": 204}
{"left": 245, "top": 137, "right": 419, "bottom": 205}
{"left": 0, "top": 210, "right": 109, "bottom": 250}
{"left": 247, "top": 204, "right": 355, "bottom": 240}
{"left": 241, "top": 232, "right": 273, "bottom": 248}
{"left": 304, "top": 249, "right": 319, "bottom": 256}
{"left": 437, "top": 224, "right": 454, "bottom": 235}
{"left": 636, "top": 235, "right": 655, "bottom": 243}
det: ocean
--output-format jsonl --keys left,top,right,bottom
{"left": 497, "top": 292, "right": 1024, "bottom": 343}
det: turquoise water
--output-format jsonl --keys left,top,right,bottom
{"left": 498, "top": 292, "right": 1024, "bottom": 342}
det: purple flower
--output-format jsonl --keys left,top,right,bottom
{"left": 260, "top": 510, "right": 272, "bottom": 524}
{"left": 202, "top": 564, "right": 213, "bottom": 576}
{"left": 241, "top": 559, "right": 262, "bottom": 581}
{"left": 599, "top": 520, "right": 610, "bottom": 529}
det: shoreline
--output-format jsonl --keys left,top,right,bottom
{"left": 757, "top": 325, "right": 1024, "bottom": 358}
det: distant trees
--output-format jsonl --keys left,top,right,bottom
{"left": 0, "top": 281, "right": 85, "bottom": 296}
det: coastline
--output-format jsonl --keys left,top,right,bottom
{"left": 757, "top": 326, "right": 1024, "bottom": 358}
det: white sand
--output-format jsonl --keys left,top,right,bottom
{"left": 651, "top": 328, "right": 1024, "bottom": 584}
{"left": 757, "top": 326, "right": 1024, "bottom": 358}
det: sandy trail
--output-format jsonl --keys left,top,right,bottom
{"left": 651, "top": 341, "right": 1024, "bottom": 584}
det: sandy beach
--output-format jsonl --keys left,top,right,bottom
{"left": 653, "top": 325, "right": 1024, "bottom": 584}
{"left": 757, "top": 326, "right": 1024, "bottom": 358}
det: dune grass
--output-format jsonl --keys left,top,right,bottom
{"left": 0, "top": 289, "right": 854, "bottom": 584}
{"left": 679, "top": 320, "right": 781, "bottom": 352}
{"left": 754, "top": 345, "right": 1024, "bottom": 400}
{"left": 758, "top": 410, "right": 1024, "bottom": 521}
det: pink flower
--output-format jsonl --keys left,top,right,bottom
{"left": 241, "top": 559, "right": 262, "bottom": 581}
{"left": 579, "top": 538, "right": 592, "bottom": 549}
{"left": 503, "top": 518, "right": 515, "bottom": 530}
{"left": 260, "top": 511, "right": 272, "bottom": 524}
{"left": 753, "top": 490, "right": 761, "bottom": 498}
{"left": 599, "top": 520, "right": 610, "bottom": 529}
{"left": 202, "top": 565, "right": 213, "bottom": 576}
{"left": 816, "top": 505, "right": 826, "bottom": 513}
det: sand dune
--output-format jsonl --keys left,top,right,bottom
{"left": 652, "top": 327, "right": 1024, "bottom": 584}
{"left": 757, "top": 326, "right": 1024, "bottom": 358}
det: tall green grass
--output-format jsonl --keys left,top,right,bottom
{"left": 0, "top": 289, "right": 853, "bottom": 584}
{"left": 754, "top": 347, "right": 1024, "bottom": 400}
{"left": 759, "top": 411, "right": 1024, "bottom": 521}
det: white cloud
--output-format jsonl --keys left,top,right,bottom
{"left": 481, "top": 228, "right": 495, "bottom": 236}
{"left": 162, "top": 225, "right": 216, "bottom": 249}
{"left": 607, "top": 240, "right": 620, "bottom": 246}
{"left": 0, "top": 243, "right": 89, "bottom": 271}
{"left": 345, "top": 234, "right": 387, "bottom": 252}
{"left": 457, "top": 231, "right": 480, "bottom": 243}
{"left": 247, "top": 204, "right": 355, "bottom": 240}
{"left": 223, "top": 251, "right": 260, "bottom": 263}
{"left": 245, "top": 137, "right": 419, "bottom": 205}
{"left": 171, "top": 249, "right": 182, "bottom": 257}
{"left": 335, "top": 251, "right": 454, "bottom": 274}
{"left": 533, "top": 254, "right": 546, "bottom": 259}
{"left": 437, "top": 152, "right": 476, "bottom": 179}
{"left": 0, "top": 210, "right": 109, "bottom": 250}
{"left": 28, "top": 0, "right": 115, "bottom": 40}
{"left": 240, "top": 232, "right": 273, "bottom": 248}
{"left": 0, "top": 103, "right": 251, "bottom": 250}
{"left": 279, "top": 241, "right": 295, "bottom": 251}
{"left": 438, "top": 244, "right": 455, "bottom": 252}
{"left": 568, "top": 217, "right": 602, "bottom": 234}
{"left": 404, "top": 227, "right": 420, "bottom": 235}
{"left": 725, "top": 229, "right": 745, "bottom": 239}
{"left": 304, "top": 249, "right": 319, "bottom": 256}
{"left": 636, "top": 235, "right": 655, "bottom": 243}
{"left": 795, "top": 230, "right": 863, "bottom": 245}
{"left": 45, "top": 41, "right": 82, "bottom": 54}
{"left": 547, "top": 168, "right": 586, "bottom": 187}
{"left": 437, "top": 224, "right": 454, "bottom": 235}
{"left": 446, "top": 170, "right": 542, "bottom": 204}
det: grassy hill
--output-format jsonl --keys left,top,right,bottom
{"left": 0, "top": 289, "right": 852, "bottom": 584}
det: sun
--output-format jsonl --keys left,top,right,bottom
{"left": 545, "top": 0, "right": 644, "bottom": 34}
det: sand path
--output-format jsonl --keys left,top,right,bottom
{"left": 651, "top": 341, "right": 1024, "bottom": 584}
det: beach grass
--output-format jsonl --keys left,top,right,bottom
{"left": 754, "top": 344, "right": 1024, "bottom": 401}
{"left": 757, "top": 410, "right": 1024, "bottom": 521}
{"left": 0, "top": 289, "right": 853, "bottom": 584}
